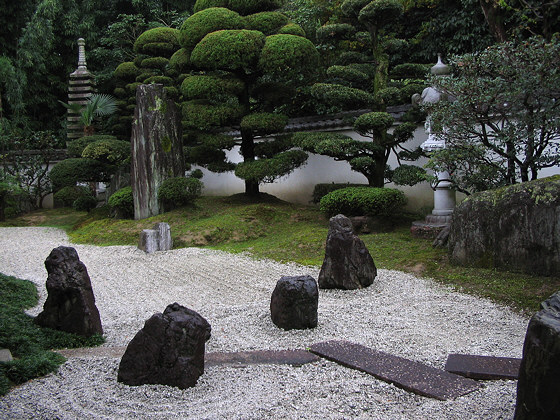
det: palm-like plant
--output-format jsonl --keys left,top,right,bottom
{"left": 61, "top": 93, "right": 118, "bottom": 135}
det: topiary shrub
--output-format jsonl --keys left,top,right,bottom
{"left": 327, "top": 65, "right": 369, "bottom": 86}
{"left": 258, "top": 34, "right": 319, "bottom": 79}
{"left": 181, "top": 75, "right": 244, "bottom": 100}
{"left": 277, "top": 23, "right": 306, "bottom": 37}
{"left": 319, "top": 186, "right": 406, "bottom": 217}
{"left": 390, "top": 63, "right": 430, "bottom": 79}
{"left": 358, "top": 0, "right": 404, "bottom": 26}
{"left": 311, "top": 83, "right": 375, "bottom": 109}
{"left": 182, "top": 101, "right": 243, "bottom": 130}
{"left": 234, "top": 150, "right": 308, "bottom": 184}
{"left": 316, "top": 23, "right": 355, "bottom": 41}
{"left": 157, "top": 177, "right": 203, "bottom": 210}
{"left": 245, "top": 11, "right": 288, "bottom": 35}
{"left": 391, "top": 164, "right": 427, "bottom": 186}
{"left": 133, "top": 27, "right": 180, "bottom": 54}
{"left": 67, "top": 135, "right": 118, "bottom": 158}
{"left": 191, "top": 29, "right": 266, "bottom": 72}
{"left": 143, "top": 75, "right": 174, "bottom": 85}
{"left": 193, "top": 0, "right": 228, "bottom": 13}
{"left": 140, "top": 57, "right": 169, "bottom": 70}
{"left": 53, "top": 186, "right": 93, "bottom": 207}
{"left": 375, "top": 86, "right": 402, "bottom": 106}
{"left": 108, "top": 186, "right": 134, "bottom": 219}
{"left": 311, "top": 183, "right": 368, "bottom": 204}
{"left": 114, "top": 62, "right": 140, "bottom": 81}
{"left": 168, "top": 48, "right": 191, "bottom": 74}
{"left": 49, "top": 158, "right": 112, "bottom": 191}
{"left": 81, "top": 139, "right": 131, "bottom": 165}
{"left": 180, "top": 7, "right": 245, "bottom": 50}
{"left": 240, "top": 112, "right": 288, "bottom": 135}
{"left": 141, "top": 42, "right": 178, "bottom": 57}
{"left": 72, "top": 195, "right": 98, "bottom": 212}
{"left": 228, "top": 0, "right": 283, "bottom": 15}
{"left": 354, "top": 112, "right": 394, "bottom": 136}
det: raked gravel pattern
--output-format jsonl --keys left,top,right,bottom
{"left": 0, "top": 227, "right": 529, "bottom": 419}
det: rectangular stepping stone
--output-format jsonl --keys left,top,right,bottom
{"left": 205, "top": 349, "right": 319, "bottom": 367}
{"left": 309, "top": 340, "right": 481, "bottom": 400}
{"left": 445, "top": 354, "right": 521, "bottom": 380}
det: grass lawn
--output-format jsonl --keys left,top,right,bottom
{"left": 2, "top": 194, "right": 558, "bottom": 315}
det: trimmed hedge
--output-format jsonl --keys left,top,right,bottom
{"left": 258, "top": 34, "right": 319, "bottom": 79}
{"left": 158, "top": 177, "right": 203, "bottom": 209}
{"left": 316, "top": 23, "right": 355, "bottom": 40}
{"left": 72, "top": 195, "right": 98, "bottom": 212}
{"left": 49, "top": 158, "right": 112, "bottom": 191}
{"left": 240, "top": 112, "right": 288, "bottom": 134}
{"left": 278, "top": 23, "right": 306, "bottom": 37}
{"left": 311, "top": 83, "right": 375, "bottom": 108}
{"left": 140, "top": 57, "right": 169, "bottom": 70}
{"left": 67, "top": 135, "right": 118, "bottom": 158}
{"left": 245, "top": 11, "right": 288, "bottom": 35}
{"left": 53, "top": 186, "right": 93, "bottom": 207}
{"left": 108, "top": 186, "right": 134, "bottom": 219}
{"left": 311, "top": 183, "right": 368, "bottom": 204}
{"left": 358, "top": 0, "right": 403, "bottom": 25}
{"left": 319, "top": 186, "right": 406, "bottom": 217}
{"left": 114, "top": 62, "right": 140, "bottom": 81}
{"left": 169, "top": 48, "right": 191, "bottom": 73}
{"left": 81, "top": 139, "right": 131, "bottom": 165}
{"left": 180, "top": 7, "right": 245, "bottom": 50}
{"left": 133, "top": 27, "right": 180, "bottom": 54}
{"left": 181, "top": 75, "right": 244, "bottom": 100}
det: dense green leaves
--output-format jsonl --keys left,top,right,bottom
{"left": 179, "top": 7, "right": 245, "bottom": 50}
{"left": 235, "top": 150, "right": 308, "bottom": 184}
{"left": 319, "top": 186, "right": 406, "bottom": 216}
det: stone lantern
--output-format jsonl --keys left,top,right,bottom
{"left": 411, "top": 55, "right": 455, "bottom": 238}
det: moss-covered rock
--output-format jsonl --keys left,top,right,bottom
{"left": 191, "top": 29, "right": 266, "bottom": 72}
{"left": 449, "top": 175, "right": 560, "bottom": 276}
{"left": 180, "top": 7, "right": 245, "bottom": 50}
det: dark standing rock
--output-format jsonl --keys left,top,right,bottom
{"left": 270, "top": 275, "right": 318, "bottom": 330}
{"left": 514, "top": 291, "right": 560, "bottom": 419}
{"left": 35, "top": 246, "right": 103, "bottom": 337}
{"left": 448, "top": 175, "right": 560, "bottom": 276}
{"left": 117, "top": 303, "right": 211, "bottom": 389}
{"left": 131, "top": 84, "right": 184, "bottom": 220}
{"left": 318, "top": 214, "right": 377, "bottom": 289}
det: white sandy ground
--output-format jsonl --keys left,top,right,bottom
{"left": 0, "top": 227, "right": 529, "bottom": 419}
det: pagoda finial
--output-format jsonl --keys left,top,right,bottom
{"left": 77, "top": 38, "right": 87, "bottom": 69}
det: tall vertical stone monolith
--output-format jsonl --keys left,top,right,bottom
{"left": 131, "top": 84, "right": 184, "bottom": 219}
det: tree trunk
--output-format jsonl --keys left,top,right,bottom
{"left": 0, "top": 191, "right": 6, "bottom": 222}
{"left": 479, "top": 0, "right": 508, "bottom": 42}
{"left": 240, "top": 128, "right": 260, "bottom": 196}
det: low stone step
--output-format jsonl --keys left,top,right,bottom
{"left": 309, "top": 340, "right": 480, "bottom": 401}
{"left": 445, "top": 354, "right": 521, "bottom": 380}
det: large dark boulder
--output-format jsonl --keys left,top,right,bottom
{"left": 318, "top": 214, "right": 377, "bottom": 289}
{"left": 117, "top": 303, "right": 211, "bottom": 389}
{"left": 35, "top": 246, "right": 103, "bottom": 337}
{"left": 515, "top": 291, "right": 560, "bottom": 419}
{"left": 270, "top": 275, "right": 318, "bottom": 330}
{"left": 448, "top": 176, "right": 560, "bottom": 276}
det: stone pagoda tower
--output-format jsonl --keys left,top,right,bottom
{"left": 67, "top": 38, "right": 95, "bottom": 141}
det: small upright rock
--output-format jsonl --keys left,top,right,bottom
{"left": 318, "top": 214, "right": 377, "bottom": 289}
{"left": 139, "top": 222, "right": 172, "bottom": 253}
{"left": 270, "top": 275, "right": 318, "bottom": 330}
{"left": 514, "top": 291, "right": 560, "bottom": 419}
{"left": 117, "top": 303, "right": 211, "bottom": 389}
{"left": 35, "top": 246, "right": 103, "bottom": 337}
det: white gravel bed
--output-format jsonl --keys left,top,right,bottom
{"left": 0, "top": 227, "right": 529, "bottom": 419}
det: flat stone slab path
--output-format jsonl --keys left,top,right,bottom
{"left": 309, "top": 340, "right": 481, "bottom": 401}
{"left": 56, "top": 347, "right": 319, "bottom": 367}
{"left": 445, "top": 354, "right": 521, "bottom": 380}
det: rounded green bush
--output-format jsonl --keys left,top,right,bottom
{"left": 181, "top": 75, "right": 244, "bottom": 100}
{"left": 108, "top": 186, "right": 134, "bottom": 219}
{"left": 311, "top": 83, "right": 375, "bottom": 108}
{"left": 193, "top": 0, "right": 228, "bottom": 13}
{"left": 228, "top": 0, "right": 283, "bottom": 15}
{"left": 72, "top": 195, "right": 98, "bottom": 212}
{"left": 240, "top": 112, "right": 288, "bottom": 134}
{"left": 341, "top": 0, "right": 371, "bottom": 18}
{"left": 398, "top": 83, "right": 426, "bottom": 103}
{"left": 391, "top": 63, "right": 430, "bottom": 79}
{"left": 327, "top": 65, "right": 369, "bottom": 85}
{"left": 234, "top": 150, "right": 307, "bottom": 183}
{"left": 277, "top": 23, "right": 306, "bottom": 37}
{"left": 391, "top": 164, "right": 427, "bottom": 186}
{"left": 191, "top": 29, "right": 266, "bottom": 72}
{"left": 180, "top": 7, "right": 245, "bottom": 50}
{"left": 316, "top": 23, "right": 355, "bottom": 41}
{"left": 258, "top": 34, "right": 319, "bottom": 79}
{"left": 354, "top": 112, "right": 394, "bottom": 136}
{"left": 358, "top": 0, "right": 403, "bottom": 26}
{"left": 53, "top": 186, "right": 93, "bottom": 207}
{"left": 82, "top": 139, "right": 131, "bottom": 165}
{"left": 245, "top": 11, "right": 288, "bottom": 35}
{"left": 319, "top": 186, "right": 406, "bottom": 217}
{"left": 158, "top": 177, "right": 203, "bottom": 209}
{"left": 335, "top": 51, "right": 367, "bottom": 65}
{"left": 143, "top": 75, "right": 174, "bottom": 85}
{"left": 133, "top": 27, "right": 180, "bottom": 54}
{"left": 375, "top": 87, "right": 402, "bottom": 106}
{"left": 113, "top": 87, "right": 127, "bottom": 98}
{"left": 141, "top": 42, "right": 177, "bottom": 57}
{"left": 49, "top": 158, "right": 111, "bottom": 190}
{"left": 125, "top": 82, "right": 142, "bottom": 94}
{"left": 114, "top": 62, "right": 140, "bottom": 81}
{"left": 140, "top": 57, "right": 169, "bottom": 70}
{"left": 183, "top": 101, "right": 243, "bottom": 130}
{"left": 67, "top": 135, "right": 118, "bottom": 158}
{"left": 312, "top": 183, "right": 368, "bottom": 204}
{"left": 169, "top": 48, "right": 191, "bottom": 73}
{"left": 136, "top": 71, "right": 155, "bottom": 83}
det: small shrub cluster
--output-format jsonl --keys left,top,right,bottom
{"left": 319, "top": 186, "right": 406, "bottom": 217}
{"left": 108, "top": 186, "right": 134, "bottom": 219}
{"left": 53, "top": 185, "right": 93, "bottom": 207}
{"left": 158, "top": 177, "right": 203, "bottom": 210}
{"left": 312, "top": 183, "right": 368, "bottom": 204}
